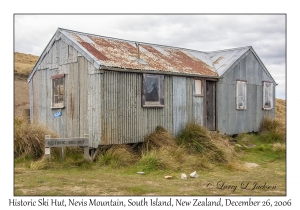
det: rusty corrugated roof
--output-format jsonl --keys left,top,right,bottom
{"left": 60, "top": 29, "right": 218, "bottom": 77}
{"left": 28, "top": 28, "right": 259, "bottom": 82}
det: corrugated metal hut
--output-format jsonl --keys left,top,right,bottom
{"left": 27, "top": 28, "right": 276, "bottom": 149}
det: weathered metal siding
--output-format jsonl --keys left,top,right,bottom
{"left": 172, "top": 76, "right": 205, "bottom": 135}
{"left": 172, "top": 76, "right": 187, "bottom": 135}
{"left": 87, "top": 72, "right": 101, "bottom": 148}
{"left": 29, "top": 80, "right": 34, "bottom": 123}
{"left": 29, "top": 39, "right": 92, "bottom": 144}
{"left": 217, "top": 51, "right": 275, "bottom": 135}
{"left": 100, "top": 71, "right": 174, "bottom": 145}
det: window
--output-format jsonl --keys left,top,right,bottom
{"left": 263, "top": 82, "right": 273, "bottom": 110}
{"left": 236, "top": 80, "right": 247, "bottom": 110}
{"left": 194, "top": 79, "right": 203, "bottom": 96}
{"left": 51, "top": 74, "right": 65, "bottom": 108}
{"left": 142, "top": 74, "right": 164, "bottom": 107}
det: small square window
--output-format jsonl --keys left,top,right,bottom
{"left": 236, "top": 80, "right": 247, "bottom": 110}
{"left": 142, "top": 74, "right": 164, "bottom": 107}
{"left": 194, "top": 79, "right": 203, "bottom": 96}
{"left": 51, "top": 74, "right": 65, "bottom": 108}
{"left": 263, "top": 82, "right": 273, "bottom": 110}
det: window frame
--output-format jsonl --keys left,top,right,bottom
{"left": 142, "top": 74, "right": 164, "bottom": 108}
{"left": 51, "top": 74, "right": 65, "bottom": 109}
{"left": 236, "top": 80, "right": 247, "bottom": 110}
{"left": 194, "top": 79, "right": 203, "bottom": 97}
{"left": 262, "top": 81, "right": 274, "bottom": 110}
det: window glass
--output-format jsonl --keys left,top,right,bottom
{"left": 145, "top": 76, "right": 159, "bottom": 102}
{"left": 195, "top": 80, "right": 202, "bottom": 96}
{"left": 52, "top": 75, "right": 65, "bottom": 108}
{"left": 263, "top": 82, "right": 273, "bottom": 109}
{"left": 142, "top": 74, "right": 164, "bottom": 107}
{"left": 236, "top": 80, "right": 247, "bottom": 110}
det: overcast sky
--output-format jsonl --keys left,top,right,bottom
{"left": 14, "top": 14, "right": 286, "bottom": 99}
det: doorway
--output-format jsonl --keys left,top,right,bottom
{"left": 205, "top": 81, "right": 216, "bottom": 130}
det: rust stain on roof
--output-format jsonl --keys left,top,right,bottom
{"left": 80, "top": 42, "right": 109, "bottom": 61}
{"left": 69, "top": 31, "right": 218, "bottom": 77}
{"left": 213, "top": 56, "right": 224, "bottom": 65}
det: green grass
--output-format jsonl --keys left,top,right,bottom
{"left": 14, "top": 120, "right": 286, "bottom": 196}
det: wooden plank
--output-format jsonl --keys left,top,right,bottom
{"left": 45, "top": 137, "right": 89, "bottom": 147}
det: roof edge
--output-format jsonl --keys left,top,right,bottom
{"left": 57, "top": 28, "right": 209, "bottom": 54}
{"left": 250, "top": 47, "right": 277, "bottom": 84}
{"left": 99, "top": 65, "right": 220, "bottom": 78}
{"left": 27, "top": 28, "right": 61, "bottom": 82}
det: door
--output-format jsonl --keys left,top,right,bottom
{"left": 205, "top": 81, "right": 216, "bottom": 130}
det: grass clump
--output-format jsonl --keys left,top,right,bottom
{"left": 259, "top": 117, "right": 285, "bottom": 143}
{"left": 176, "top": 123, "right": 235, "bottom": 163}
{"left": 97, "top": 145, "right": 138, "bottom": 168}
{"left": 136, "top": 151, "right": 164, "bottom": 172}
{"left": 142, "top": 126, "right": 176, "bottom": 152}
{"left": 14, "top": 117, "right": 59, "bottom": 160}
{"left": 30, "top": 157, "right": 49, "bottom": 170}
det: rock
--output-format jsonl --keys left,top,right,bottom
{"left": 164, "top": 176, "right": 173, "bottom": 179}
{"left": 181, "top": 173, "right": 187, "bottom": 180}
{"left": 245, "top": 162, "right": 259, "bottom": 168}
{"left": 190, "top": 171, "right": 198, "bottom": 178}
{"left": 235, "top": 144, "right": 242, "bottom": 148}
{"left": 137, "top": 172, "right": 145, "bottom": 175}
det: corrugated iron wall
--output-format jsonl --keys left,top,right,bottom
{"left": 217, "top": 51, "right": 275, "bottom": 135}
{"left": 30, "top": 36, "right": 207, "bottom": 147}
{"left": 172, "top": 76, "right": 204, "bottom": 135}
{"left": 101, "top": 71, "right": 174, "bottom": 145}
{"left": 87, "top": 72, "right": 101, "bottom": 148}
{"left": 30, "top": 39, "right": 93, "bottom": 144}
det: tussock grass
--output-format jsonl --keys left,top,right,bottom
{"left": 272, "top": 143, "right": 286, "bottom": 153}
{"left": 30, "top": 157, "right": 49, "bottom": 170}
{"left": 136, "top": 151, "right": 165, "bottom": 172}
{"left": 276, "top": 98, "right": 286, "bottom": 126}
{"left": 260, "top": 117, "right": 286, "bottom": 143}
{"left": 136, "top": 124, "right": 237, "bottom": 172}
{"left": 260, "top": 117, "right": 282, "bottom": 132}
{"left": 97, "top": 145, "right": 138, "bottom": 168}
{"left": 142, "top": 126, "right": 176, "bottom": 152}
{"left": 176, "top": 123, "right": 235, "bottom": 163}
{"left": 14, "top": 117, "right": 59, "bottom": 160}
{"left": 14, "top": 52, "right": 39, "bottom": 77}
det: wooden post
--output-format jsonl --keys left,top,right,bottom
{"left": 45, "top": 135, "right": 51, "bottom": 162}
{"left": 84, "top": 134, "right": 90, "bottom": 161}
{"left": 62, "top": 146, "right": 64, "bottom": 162}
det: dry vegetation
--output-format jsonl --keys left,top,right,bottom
{"left": 276, "top": 98, "right": 286, "bottom": 127}
{"left": 14, "top": 52, "right": 39, "bottom": 116}
{"left": 14, "top": 52, "right": 39, "bottom": 77}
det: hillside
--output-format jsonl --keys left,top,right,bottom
{"left": 14, "top": 52, "right": 286, "bottom": 122}
{"left": 14, "top": 52, "right": 39, "bottom": 116}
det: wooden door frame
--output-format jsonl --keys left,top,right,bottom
{"left": 203, "top": 79, "right": 217, "bottom": 130}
